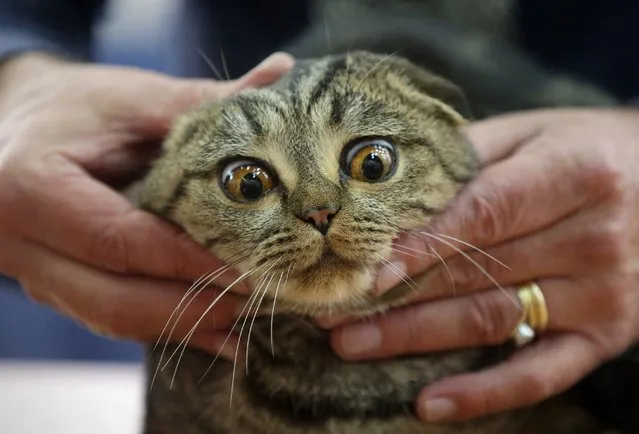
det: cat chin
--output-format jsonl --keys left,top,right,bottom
{"left": 268, "top": 265, "right": 376, "bottom": 316}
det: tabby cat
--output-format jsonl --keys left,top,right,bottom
{"left": 138, "top": 50, "right": 615, "bottom": 433}
{"left": 136, "top": 1, "right": 626, "bottom": 433}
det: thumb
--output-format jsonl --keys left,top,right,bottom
{"left": 133, "top": 52, "right": 295, "bottom": 137}
{"left": 464, "top": 110, "right": 550, "bottom": 165}
{"left": 170, "top": 52, "right": 295, "bottom": 115}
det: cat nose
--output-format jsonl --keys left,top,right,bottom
{"left": 301, "top": 206, "right": 339, "bottom": 235}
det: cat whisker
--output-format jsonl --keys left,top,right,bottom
{"left": 390, "top": 242, "right": 437, "bottom": 258}
{"left": 389, "top": 245, "right": 433, "bottom": 260}
{"left": 374, "top": 253, "right": 417, "bottom": 292}
{"left": 225, "top": 277, "right": 265, "bottom": 401}
{"left": 433, "top": 232, "right": 511, "bottom": 270}
{"left": 162, "top": 261, "right": 268, "bottom": 382}
{"left": 323, "top": 15, "right": 332, "bottom": 52}
{"left": 418, "top": 232, "right": 520, "bottom": 309}
{"left": 428, "top": 245, "right": 456, "bottom": 296}
{"left": 152, "top": 264, "right": 229, "bottom": 353}
{"left": 197, "top": 48, "right": 223, "bottom": 81}
{"left": 230, "top": 259, "right": 282, "bottom": 404}
{"left": 245, "top": 269, "right": 278, "bottom": 375}
{"left": 355, "top": 51, "right": 397, "bottom": 90}
{"left": 270, "top": 265, "right": 291, "bottom": 357}
{"left": 196, "top": 268, "right": 271, "bottom": 386}
{"left": 150, "top": 263, "right": 231, "bottom": 389}
{"left": 152, "top": 249, "right": 250, "bottom": 354}
{"left": 150, "top": 250, "right": 252, "bottom": 389}
{"left": 220, "top": 49, "right": 231, "bottom": 81}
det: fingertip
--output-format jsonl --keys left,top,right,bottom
{"left": 416, "top": 378, "right": 486, "bottom": 423}
{"left": 241, "top": 52, "right": 295, "bottom": 88}
{"left": 417, "top": 396, "right": 459, "bottom": 423}
{"left": 251, "top": 52, "right": 295, "bottom": 73}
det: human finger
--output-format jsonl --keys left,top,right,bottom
{"left": 330, "top": 279, "right": 576, "bottom": 360}
{"left": 0, "top": 235, "right": 241, "bottom": 347}
{"left": 102, "top": 52, "right": 296, "bottom": 140}
{"left": 1, "top": 154, "right": 246, "bottom": 286}
{"left": 376, "top": 133, "right": 599, "bottom": 294}
{"left": 415, "top": 333, "right": 601, "bottom": 422}
{"left": 383, "top": 200, "right": 619, "bottom": 302}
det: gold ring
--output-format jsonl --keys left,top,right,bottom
{"left": 516, "top": 282, "right": 549, "bottom": 332}
{"left": 509, "top": 282, "right": 549, "bottom": 347}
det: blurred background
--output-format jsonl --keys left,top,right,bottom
{"left": 0, "top": 0, "right": 182, "bottom": 364}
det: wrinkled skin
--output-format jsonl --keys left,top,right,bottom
{"left": 321, "top": 109, "right": 639, "bottom": 422}
{"left": 0, "top": 52, "right": 294, "bottom": 355}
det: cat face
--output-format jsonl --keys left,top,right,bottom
{"left": 141, "top": 52, "right": 478, "bottom": 315}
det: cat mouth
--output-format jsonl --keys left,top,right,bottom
{"left": 295, "top": 248, "right": 360, "bottom": 275}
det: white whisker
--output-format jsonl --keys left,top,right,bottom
{"left": 220, "top": 49, "right": 230, "bottom": 81}
{"left": 196, "top": 269, "right": 269, "bottom": 385}
{"left": 229, "top": 259, "right": 281, "bottom": 403}
{"left": 150, "top": 263, "right": 231, "bottom": 388}
{"left": 270, "top": 265, "right": 291, "bottom": 357}
{"left": 389, "top": 245, "right": 432, "bottom": 260}
{"left": 429, "top": 246, "right": 456, "bottom": 296}
{"left": 419, "top": 232, "right": 519, "bottom": 309}
{"left": 433, "top": 232, "right": 511, "bottom": 270}
{"left": 162, "top": 261, "right": 268, "bottom": 381}
{"left": 323, "top": 15, "right": 332, "bottom": 51}
{"left": 245, "top": 269, "right": 278, "bottom": 375}
{"left": 356, "top": 52, "right": 397, "bottom": 90}
{"left": 390, "top": 243, "right": 437, "bottom": 258}
{"left": 150, "top": 250, "right": 251, "bottom": 390}
{"left": 374, "top": 253, "right": 417, "bottom": 292}
{"left": 197, "top": 48, "right": 223, "bottom": 80}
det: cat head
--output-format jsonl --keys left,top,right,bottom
{"left": 140, "top": 51, "right": 478, "bottom": 316}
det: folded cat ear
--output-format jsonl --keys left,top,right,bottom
{"left": 382, "top": 54, "right": 474, "bottom": 120}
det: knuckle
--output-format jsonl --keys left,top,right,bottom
{"left": 89, "top": 220, "right": 132, "bottom": 274}
{"left": 383, "top": 308, "right": 425, "bottom": 355}
{"left": 447, "top": 252, "right": 504, "bottom": 292}
{"left": 466, "top": 292, "right": 511, "bottom": 344}
{"left": 520, "top": 371, "right": 554, "bottom": 403}
{"left": 586, "top": 220, "right": 627, "bottom": 266}
{"left": 463, "top": 183, "right": 507, "bottom": 246}
{"left": 580, "top": 147, "right": 626, "bottom": 202}
{"left": 87, "top": 295, "right": 133, "bottom": 339}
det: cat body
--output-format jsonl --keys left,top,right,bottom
{"left": 139, "top": 50, "right": 614, "bottom": 433}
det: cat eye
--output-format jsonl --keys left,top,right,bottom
{"left": 342, "top": 138, "right": 397, "bottom": 182}
{"left": 220, "top": 160, "right": 275, "bottom": 202}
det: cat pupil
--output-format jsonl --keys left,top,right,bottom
{"left": 362, "top": 154, "right": 384, "bottom": 180}
{"left": 240, "top": 173, "right": 263, "bottom": 199}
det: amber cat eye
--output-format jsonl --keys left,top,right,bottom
{"left": 221, "top": 160, "right": 274, "bottom": 202}
{"left": 342, "top": 138, "right": 397, "bottom": 182}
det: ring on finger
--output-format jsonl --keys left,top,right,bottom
{"left": 510, "top": 282, "right": 549, "bottom": 347}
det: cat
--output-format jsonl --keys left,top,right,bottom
{"left": 136, "top": 50, "right": 618, "bottom": 433}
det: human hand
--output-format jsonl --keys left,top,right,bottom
{"left": 0, "top": 52, "right": 294, "bottom": 355}
{"left": 321, "top": 109, "right": 639, "bottom": 422}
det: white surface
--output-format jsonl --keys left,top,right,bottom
{"left": 0, "top": 362, "right": 145, "bottom": 434}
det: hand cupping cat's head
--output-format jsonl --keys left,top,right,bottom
{"left": 140, "top": 51, "right": 478, "bottom": 316}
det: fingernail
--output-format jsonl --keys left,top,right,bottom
{"left": 253, "top": 52, "right": 294, "bottom": 71}
{"left": 422, "top": 398, "right": 457, "bottom": 422}
{"left": 375, "top": 260, "right": 407, "bottom": 295}
{"left": 339, "top": 324, "right": 381, "bottom": 355}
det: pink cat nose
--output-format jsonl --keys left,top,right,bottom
{"left": 303, "top": 206, "right": 339, "bottom": 235}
